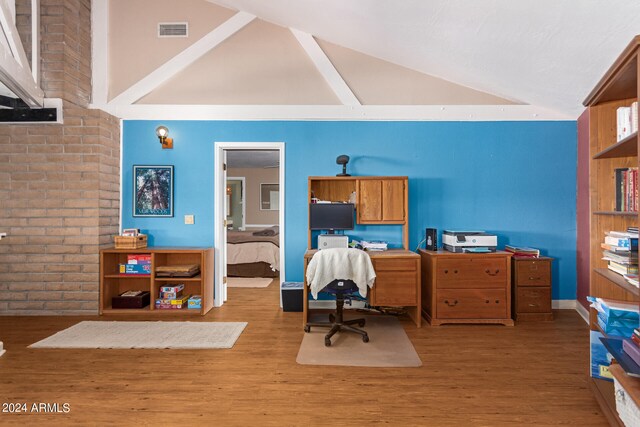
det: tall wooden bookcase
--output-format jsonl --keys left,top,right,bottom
{"left": 583, "top": 36, "right": 640, "bottom": 426}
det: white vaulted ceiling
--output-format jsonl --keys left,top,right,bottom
{"left": 208, "top": 0, "right": 640, "bottom": 117}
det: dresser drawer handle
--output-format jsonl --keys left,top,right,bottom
{"left": 528, "top": 304, "right": 538, "bottom": 307}
{"left": 485, "top": 269, "right": 500, "bottom": 276}
{"left": 444, "top": 269, "right": 448, "bottom": 274}
{"left": 444, "top": 299, "right": 458, "bottom": 307}
{"left": 454, "top": 269, "right": 458, "bottom": 274}
{"left": 495, "top": 300, "right": 500, "bottom": 304}
{"left": 528, "top": 276, "right": 541, "bottom": 280}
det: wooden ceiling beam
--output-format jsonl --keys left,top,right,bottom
{"left": 290, "top": 28, "right": 360, "bottom": 106}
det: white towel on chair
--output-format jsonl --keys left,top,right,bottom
{"left": 306, "top": 248, "right": 376, "bottom": 299}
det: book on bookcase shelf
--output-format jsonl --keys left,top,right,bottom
{"left": 608, "top": 260, "right": 639, "bottom": 276}
{"left": 614, "top": 167, "right": 638, "bottom": 212}
{"left": 602, "top": 230, "right": 639, "bottom": 278}
{"left": 616, "top": 101, "right": 638, "bottom": 141}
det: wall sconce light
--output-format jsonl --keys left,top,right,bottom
{"left": 156, "top": 125, "right": 173, "bottom": 149}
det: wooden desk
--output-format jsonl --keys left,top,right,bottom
{"left": 303, "top": 249, "right": 421, "bottom": 327}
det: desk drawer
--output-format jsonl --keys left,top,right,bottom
{"left": 436, "top": 257, "right": 507, "bottom": 289}
{"left": 373, "top": 258, "right": 416, "bottom": 271}
{"left": 516, "top": 287, "right": 551, "bottom": 313}
{"left": 436, "top": 289, "right": 507, "bottom": 319}
{"left": 515, "top": 259, "right": 551, "bottom": 286}
{"left": 371, "top": 271, "right": 417, "bottom": 306}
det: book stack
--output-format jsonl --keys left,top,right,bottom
{"left": 589, "top": 297, "right": 640, "bottom": 338}
{"left": 616, "top": 101, "right": 638, "bottom": 141}
{"left": 602, "top": 230, "right": 639, "bottom": 276}
{"left": 119, "top": 253, "right": 151, "bottom": 275}
{"left": 505, "top": 245, "right": 540, "bottom": 257}
{"left": 614, "top": 167, "right": 638, "bottom": 212}
{"left": 155, "top": 284, "right": 189, "bottom": 309}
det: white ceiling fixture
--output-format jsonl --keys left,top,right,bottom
{"left": 209, "top": 0, "right": 640, "bottom": 117}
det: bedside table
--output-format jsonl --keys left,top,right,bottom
{"left": 511, "top": 256, "right": 553, "bottom": 321}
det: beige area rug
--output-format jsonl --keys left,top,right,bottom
{"left": 296, "top": 315, "right": 422, "bottom": 367}
{"left": 29, "top": 321, "right": 247, "bottom": 349}
{"left": 227, "top": 277, "right": 273, "bottom": 288}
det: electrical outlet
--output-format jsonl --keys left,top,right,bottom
{"left": 184, "top": 214, "right": 195, "bottom": 225}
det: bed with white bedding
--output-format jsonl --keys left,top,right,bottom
{"left": 226, "top": 228, "right": 279, "bottom": 277}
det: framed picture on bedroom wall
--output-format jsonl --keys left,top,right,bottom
{"left": 133, "top": 165, "right": 174, "bottom": 217}
{"left": 260, "top": 183, "right": 279, "bottom": 210}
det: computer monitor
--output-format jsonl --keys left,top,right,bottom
{"left": 309, "top": 203, "right": 354, "bottom": 233}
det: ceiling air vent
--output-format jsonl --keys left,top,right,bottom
{"left": 158, "top": 22, "right": 188, "bottom": 38}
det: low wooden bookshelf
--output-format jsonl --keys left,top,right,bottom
{"left": 99, "top": 247, "right": 214, "bottom": 315}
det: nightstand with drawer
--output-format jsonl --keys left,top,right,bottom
{"left": 511, "top": 256, "right": 553, "bottom": 321}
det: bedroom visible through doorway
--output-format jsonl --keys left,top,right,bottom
{"left": 214, "top": 143, "right": 284, "bottom": 308}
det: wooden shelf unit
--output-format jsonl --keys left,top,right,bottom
{"left": 100, "top": 247, "right": 214, "bottom": 315}
{"left": 584, "top": 35, "right": 640, "bottom": 426}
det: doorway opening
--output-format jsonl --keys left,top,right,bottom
{"left": 214, "top": 142, "right": 285, "bottom": 308}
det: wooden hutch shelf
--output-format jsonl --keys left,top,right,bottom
{"left": 584, "top": 35, "right": 640, "bottom": 426}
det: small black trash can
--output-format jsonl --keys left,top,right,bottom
{"left": 281, "top": 282, "right": 303, "bottom": 312}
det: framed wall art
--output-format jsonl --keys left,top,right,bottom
{"left": 133, "top": 165, "right": 174, "bottom": 217}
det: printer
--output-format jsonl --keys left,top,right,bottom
{"left": 442, "top": 230, "right": 497, "bottom": 253}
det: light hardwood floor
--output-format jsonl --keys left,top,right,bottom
{"left": 0, "top": 279, "right": 607, "bottom": 426}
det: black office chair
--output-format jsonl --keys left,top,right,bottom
{"left": 304, "top": 279, "right": 369, "bottom": 347}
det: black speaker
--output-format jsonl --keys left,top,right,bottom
{"left": 426, "top": 228, "right": 437, "bottom": 251}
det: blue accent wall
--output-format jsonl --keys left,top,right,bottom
{"left": 122, "top": 120, "right": 577, "bottom": 300}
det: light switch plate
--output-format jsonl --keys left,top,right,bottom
{"left": 184, "top": 214, "right": 195, "bottom": 225}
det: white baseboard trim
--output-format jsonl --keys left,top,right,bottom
{"left": 309, "top": 300, "right": 366, "bottom": 309}
{"left": 552, "top": 299, "right": 590, "bottom": 325}
{"left": 552, "top": 299, "right": 576, "bottom": 310}
{"left": 575, "top": 302, "right": 590, "bottom": 324}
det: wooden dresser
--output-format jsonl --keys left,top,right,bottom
{"left": 419, "top": 249, "right": 513, "bottom": 326}
{"left": 511, "top": 256, "right": 553, "bottom": 321}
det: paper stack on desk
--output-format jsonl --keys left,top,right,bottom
{"left": 361, "top": 240, "right": 388, "bottom": 251}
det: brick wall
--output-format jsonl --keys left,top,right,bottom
{"left": 0, "top": 0, "right": 120, "bottom": 314}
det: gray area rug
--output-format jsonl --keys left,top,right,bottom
{"left": 29, "top": 321, "right": 247, "bottom": 349}
{"left": 296, "top": 315, "right": 422, "bottom": 367}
